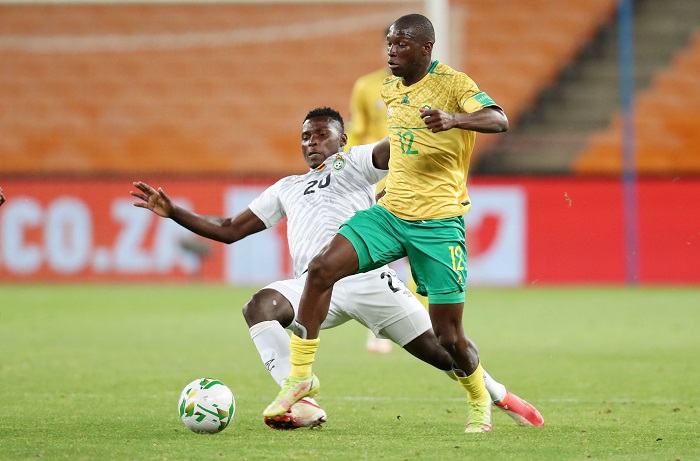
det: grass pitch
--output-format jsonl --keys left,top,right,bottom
{"left": 1, "top": 284, "right": 698, "bottom": 460}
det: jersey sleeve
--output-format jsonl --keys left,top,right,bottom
{"left": 347, "top": 142, "right": 387, "bottom": 186}
{"left": 247, "top": 179, "right": 286, "bottom": 228}
{"left": 458, "top": 73, "right": 501, "bottom": 113}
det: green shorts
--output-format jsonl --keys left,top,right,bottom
{"left": 338, "top": 205, "right": 467, "bottom": 304}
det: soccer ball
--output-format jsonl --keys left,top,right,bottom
{"left": 178, "top": 378, "right": 235, "bottom": 433}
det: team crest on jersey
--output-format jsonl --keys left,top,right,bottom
{"left": 401, "top": 95, "right": 410, "bottom": 104}
{"left": 332, "top": 154, "right": 346, "bottom": 171}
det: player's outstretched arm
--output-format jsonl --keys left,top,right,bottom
{"left": 130, "top": 181, "right": 266, "bottom": 244}
{"left": 420, "top": 106, "right": 508, "bottom": 134}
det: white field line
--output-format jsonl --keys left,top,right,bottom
{"left": 0, "top": 12, "right": 399, "bottom": 53}
{"left": 328, "top": 397, "right": 683, "bottom": 404}
{"left": 28, "top": 394, "right": 682, "bottom": 405}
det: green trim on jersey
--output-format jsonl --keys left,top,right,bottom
{"left": 428, "top": 60, "right": 454, "bottom": 76}
{"left": 474, "top": 92, "right": 496, "bottom": 107}
{"left": 387, "top": 125, "right": 430, "bottom": 130}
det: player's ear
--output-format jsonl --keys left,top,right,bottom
{"left": 339, "top": 132, "right": 348, "bottom": 148}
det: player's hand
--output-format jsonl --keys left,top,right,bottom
{"left": 0, "top": 187, "right": 5, "bottom": 207}
{"left": 375, "top": 187, "right": 386, "bottom": 201}
{"left": 419, "top": 108, "right": 454, "bottom": 133}
{"left": 131, "top": 181, "right": 175, "bottom": 218}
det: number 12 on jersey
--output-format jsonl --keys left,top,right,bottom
{"left": 397, "top": 131, "right": 419, "bottom": 155}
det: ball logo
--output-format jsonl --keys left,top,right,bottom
{"left": 332, "top": 155, "right": 346, "bottom": 171}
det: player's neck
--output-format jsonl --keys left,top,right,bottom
{"left": 402, "top": 60, "right": 434, "bottom": 87}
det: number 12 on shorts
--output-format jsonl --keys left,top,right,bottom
{"left": 448, "top": 246, "right": 465, "bottom": 271}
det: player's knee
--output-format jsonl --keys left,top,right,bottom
{"left": 242, "top": 290, "right": 293, "bottom": 327}
{"left": 435, "top": 329, "right": 470, "bottom": 356}
{"left": 436, "top": 333, "right": 459, "bottom": 355}
{"left": 403, "top": 332, "right": 453, "bottom": 370}
{"left": 241, "top": 297, "right": 262, "bottom": 327}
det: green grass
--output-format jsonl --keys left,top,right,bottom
{"left": 1, "top": 285, "right": 698, "bottom": 460}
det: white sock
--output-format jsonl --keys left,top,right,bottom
{"left": 249, "top": 320, "right": 291, "bottom": 387}
{"left": 483, "top": 368, "right": 507, "bottom": 403}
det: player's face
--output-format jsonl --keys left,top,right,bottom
{"left": 386, "top": 26, "right": 432, "bottom": 84}
{"left": 301, "top": 116, "right": 346, "bottom": 169}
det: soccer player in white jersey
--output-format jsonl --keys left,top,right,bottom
{"left": 131, "top": 107, "right": 543, "bottom": 430}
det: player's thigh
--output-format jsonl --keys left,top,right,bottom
{"left": 334, "top": 269, "right": 429, "bottom": 345}
{"left": 338, "top": 205, "right": 407, "bottom": 273}
{"left": 404, "top": 217, "right": 467, "bottom": 302}
{"left": 266, "top": 276, "right": 351, "bottom": 330}
{"left": 380, "top": 309, "right": 433, "bottom": 348}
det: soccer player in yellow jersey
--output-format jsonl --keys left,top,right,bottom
{"left": 347, "top": 28, "right": 431, "bottom": 354}
{"left": 346, "top": 67, "right": 391, "bottom": 148}
{"left": 264, "top": 13, "right": 543, "bottom": 433}
{"left": 348, "top": 34, "right": 415, "bottom": 354}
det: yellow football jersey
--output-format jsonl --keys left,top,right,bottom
{"left": 378, "top": 61, "right": 499, "bottom": 220}
{"left": 346, "top": 67, "right": 392, "bottom": 196}
{"left": 346, "top": 68, "right": 391, "bottom": 148}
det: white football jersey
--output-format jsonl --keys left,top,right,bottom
{"left": 248, "top": 143, "right": 386, "bottom": 278}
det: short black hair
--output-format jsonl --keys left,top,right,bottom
{"left": 392, "top": 13, "right": 435, "bottom": 43}
{"left": 304, "top": 107, "right": 345, "bottom": 131}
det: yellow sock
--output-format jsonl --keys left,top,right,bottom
{"left": 289, "top": 334, "right": 320, "bottom": 378}
{"left": 456, "top": 362, "right": 490, "bottom": 403}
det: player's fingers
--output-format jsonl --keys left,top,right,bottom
{"left": 130, "top": 191, "right": 147, "bottom": 201}
{"left": 135, "top": 181, "right": 157, "bottom": 194}
{"left": 158, "top": 187, "right": 172, "bottom": 202}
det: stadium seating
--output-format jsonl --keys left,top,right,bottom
{"left": 457, "top": 0, "right": 617, "bottom": 158}
{"left": 574, "top": 30, "right": 700, "bottom": 175}
{"left": 0, "top": 1, "right": 616, "bottom": 176}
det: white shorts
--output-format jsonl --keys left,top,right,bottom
{"left": 265, "top": 267, "right": 432, "bottom": 347}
